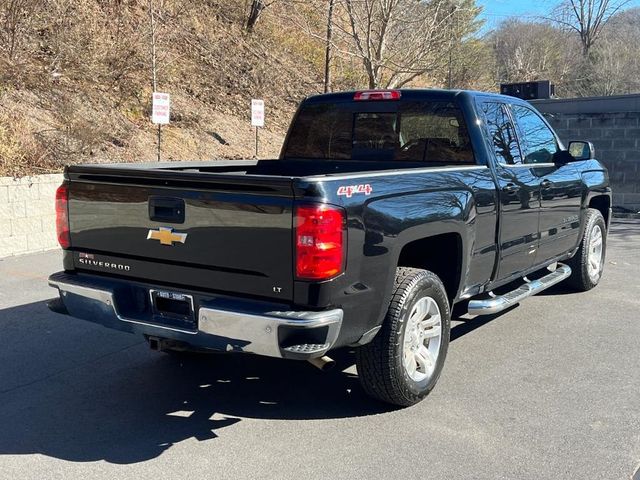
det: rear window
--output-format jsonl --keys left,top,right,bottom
{"left": 283, "top": 101, "right": 474, "bottom": 164}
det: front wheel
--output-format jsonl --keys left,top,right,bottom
{"left": 356, "top": 267, "right": 450, "bottom": 407}
{"left": 566, "top": 208, "right": 607, "bottom": 291}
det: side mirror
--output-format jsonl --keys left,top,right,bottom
{"left": 567, "top": 141, "right": 595, "bottom": 161}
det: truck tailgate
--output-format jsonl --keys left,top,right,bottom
{"left": 66, "top": 168, "right": 295, "bottom": 301}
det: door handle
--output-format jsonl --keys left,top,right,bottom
{"left": 541, "top": 179, "right": 553, "bottom": 189}
{"left": 502, "top": 183, "right": 519, "bottom": 194}
{"left": 148, "top": 196, "right": 186, "bottom": 224}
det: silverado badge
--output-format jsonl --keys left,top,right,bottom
{"left": 147, "top": 227, "right": 187, "bottom": 246}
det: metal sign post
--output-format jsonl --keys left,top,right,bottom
{"left": 151, "top": 92, "right": 170, "bottom": 161}
{"left": 251, "top": 99, "right": 265, "bottom": 158}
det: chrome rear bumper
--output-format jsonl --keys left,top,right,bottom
{"left": 48, "top": 272, "right": 342, "bottom": 359}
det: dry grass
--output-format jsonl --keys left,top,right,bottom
{"left": 0, "top": 0, "right": 329, "bottom": 177}
{"left": 0, "top": 105, "right": 57, "bottom": 177}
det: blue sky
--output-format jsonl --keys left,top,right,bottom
{"left": 477, "top": 0, "right": 640, "bottom": 32}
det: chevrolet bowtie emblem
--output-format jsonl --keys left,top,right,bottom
{"left": 147, "top": 227, "right": 188, "bottom": 246}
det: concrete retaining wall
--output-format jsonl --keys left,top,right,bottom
{"left": 0, "top": 174, "right": 63, "bottom": 258}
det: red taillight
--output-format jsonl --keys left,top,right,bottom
{"left": 55, "top": 184, "right": 70, "bottom": 249}
{"left": 353, "top": 90, "right": 401, "bottom": 101}
{"left": 295, "top": 204, "right": 346, "bottom": 280}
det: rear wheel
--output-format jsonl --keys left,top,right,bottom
{"left": 566, "top": 208, "right": 607, "bottom": 291}
{"left": 356, "top": 267, "right": 450, "bottom": 407}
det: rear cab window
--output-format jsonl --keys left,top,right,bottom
{"left": 283, "top": 98, "right": 475, "bottom": 165}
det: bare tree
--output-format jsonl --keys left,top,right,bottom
{"left": 567, "top": 7, "right": 640, "bottom": 95}
{"left": 324, "top": 0, "right": 336, "bottom": 92}
{"left": 492, "top": 19, "right": 577, "bottom": 85}
{"left": 337, "top": 0, "right": 477, "bottom": 89}
{"left": 552, "top": 0, "right": 631, "bottom": 56}
{"left": 442, "top": 0, "right": 483, "bottom": 88}
{"left": 245, "top": 0, "right": 276, "bottom": 33}
{"left": 0, "top": 0, "right": 40, "bottom": 61}
{"left": 442, "top": 37, "right": 495, "bottom": 90}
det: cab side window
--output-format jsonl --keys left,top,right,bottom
{"left": 481, "top": 102, "right": 521, "bottom": 165}
{"left": 510, "top": 105, "right": 559, "bottom": 164}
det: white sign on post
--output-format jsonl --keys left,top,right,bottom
{"left": 251, "top": 99, "right": 265, "bottom": 127}
{"left": 152, "top": 92, "right": 170, "bottom": 125}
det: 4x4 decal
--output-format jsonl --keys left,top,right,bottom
{"left": 337, "top": 184, "right": 373, "bottom": 198}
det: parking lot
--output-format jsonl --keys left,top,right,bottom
{"left": 0, "top": 220, "right": 638, "bottom": 480}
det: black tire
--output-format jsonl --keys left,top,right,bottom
{"left": 566, "top": 208, "right": 607, "bottom": 292}
{"left": 356, "top": 267, "right": 451, "bottom": 407}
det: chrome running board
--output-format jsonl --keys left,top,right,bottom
{"left": 468, "top": 264, "right": 572, "bottom": 316}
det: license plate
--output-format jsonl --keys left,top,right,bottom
{"left": 150, "top": 290, "right": 196, "bottom": 331}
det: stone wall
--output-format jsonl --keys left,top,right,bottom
{"left": 0, "top": 174, "right": 63, "bottom": 257}
{"left": 531, "top": 95, "right": 640, "bottom": 212}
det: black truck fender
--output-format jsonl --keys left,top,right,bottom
{"left": 347, "top": 188, "right": 477, "bottom": 346}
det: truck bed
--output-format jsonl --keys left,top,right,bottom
{"left": 64, "top": 158, "right": 473, "bottom": 304}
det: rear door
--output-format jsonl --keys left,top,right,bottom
{"left": 509, "top": 104, "right": 583, "bottom": 263}
{"left": 66, "top": 168, "right": 295, "bottom": 301}
{"left": 480, "top": 101, "right": 541, "bottom": 281}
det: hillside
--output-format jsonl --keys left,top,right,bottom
{"left": 4, "top": 0, "right": 638, "bottom": 177}
{"left": 0, "top": 0, "right": 332, "bottom": 176}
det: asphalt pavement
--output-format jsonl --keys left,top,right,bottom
{"left": 0, "top": 220, "right": 638, "bottom": 480}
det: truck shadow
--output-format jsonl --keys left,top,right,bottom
{"left": 450, "top": 303, "right": 518, "bottom": 341}
{"left": 0, "top": 298, "right": 513, "bottom": 465}
{"left": 0, "top": 300, "right": 392, "bottom": 465}
{"left": 609, "top": 219, "right": 640, "bottom": 239}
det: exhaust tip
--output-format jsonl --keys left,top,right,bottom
{"left": 308, "top": 355, "right": 336, "bottom": 372}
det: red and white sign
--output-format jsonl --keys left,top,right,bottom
{"left": 152, "top": 92, "right": 170, "bottom": 125}
{"left": 251, "top": 99, "right": 265, "bottom": 127}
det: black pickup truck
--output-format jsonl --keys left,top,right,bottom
{"left": 49, "top": 89, "right": 611, "bottom": 406}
